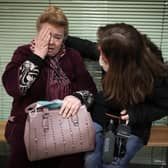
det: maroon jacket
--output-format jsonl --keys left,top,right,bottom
{"left": 2, "top": 44, "right": 97, "bottom": 125}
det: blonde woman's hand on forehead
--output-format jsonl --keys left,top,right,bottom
{"left": 33, "top": 25, "right": 51, "bottom": 59}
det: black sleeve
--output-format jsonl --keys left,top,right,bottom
{"left": 65, "top": 36, "right": 99, "bottom": 61}
{"left": 128, "top": 103, "right": 168, "bottom": 125}
{"left": 89, "top": 92, "right": 111, "bottom": 128}
{"left": 72, "top": 90, "right": 94, "bottom": 109}
{"left": 128, "top": 76, "right": 168, "bottom": 125}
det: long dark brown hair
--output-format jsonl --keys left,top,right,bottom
{"left": 97, "top": 23, "right": 167, "bottom": 107}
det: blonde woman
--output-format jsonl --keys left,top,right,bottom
{"left": 2, "top": 6, "right": 97, "bottom": 168}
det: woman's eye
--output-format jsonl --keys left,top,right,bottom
{"left": 54, "top": 36, "right": 61, "bottom": 40}
{"left": 52, "top": 34, "right": 64, "bottom": 40}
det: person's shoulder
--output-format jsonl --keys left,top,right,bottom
{"left": 14, "top": 44, "right": 31, "bottom": 53}
{"left": 12, "top": 44, "right": 32, "bottom": 62}
{"left": 65, "top": 47, "right": 80, "bottom": 54}
{"left": 154, "top": 70, "right": 168, "bottom": 87}
{"left": 65, "top": 47, "right": 82, "bottom": 59}
{"left": 15, "top": 44, "right": 29, "bottom": 49}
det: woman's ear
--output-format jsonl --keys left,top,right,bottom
{"left": 102, "top": 55, "right": 109, "bottom": 64}
{"left": 99, "top": 54, "right": 109, "bottom": 72}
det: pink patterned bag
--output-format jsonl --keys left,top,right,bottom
{"left": 24, "top": 100, "right": 96, "bottom": 161}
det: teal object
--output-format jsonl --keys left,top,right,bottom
{"left": 37, "top": 99, "right": 63, "bottom": 109}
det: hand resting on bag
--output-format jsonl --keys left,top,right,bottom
{"left": 59, "top": 95, "right": 82, "bottom": 118}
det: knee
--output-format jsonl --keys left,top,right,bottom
{"left": 84, "top": 151, "right": 102, "bottom": 164}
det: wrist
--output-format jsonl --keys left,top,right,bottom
{"left": 28, "top": 53, "right": 44, "bottom": 67}
{"left": 34, "top": 50, "right": 46, "bottom": 59}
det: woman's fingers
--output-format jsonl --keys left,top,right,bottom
{"left": 37, "top": 26, "right": 50, "bottom": 42}
{"left": 67, "top": 103, "right": 81, "bottom": 118}
{"left": 121, "top": 114, "right": 129, "bottom": 121}
{"left": 33, "top": 27, "right": 51, "bottom": 58}
{"left": 120, "top": 109, "right": 129, "bottom": 121}
{"left": 59, "top": 96, "right": 82, "bottom": 118}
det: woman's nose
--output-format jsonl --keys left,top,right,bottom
{"left": 49, "top": 35, "right": 54, "bottom": 44}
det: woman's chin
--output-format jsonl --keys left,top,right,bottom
{"left": 47, "top": 52, "right": 55, "bottom": 57}
{"left": 47, "top": 54, "right": 55, "bottom": 57}
{"left": 47, "top": 50, "right": 58, "bottom": 57}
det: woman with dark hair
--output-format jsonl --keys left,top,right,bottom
{"left": 142, "top": 34, "right": 163, "bottom": 62}
{"left": 82, "top": 23, "right": 168, "bottom": 168}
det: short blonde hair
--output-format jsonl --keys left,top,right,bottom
{"left": 36, "top": 6, "right": 68, "bottom": 38}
